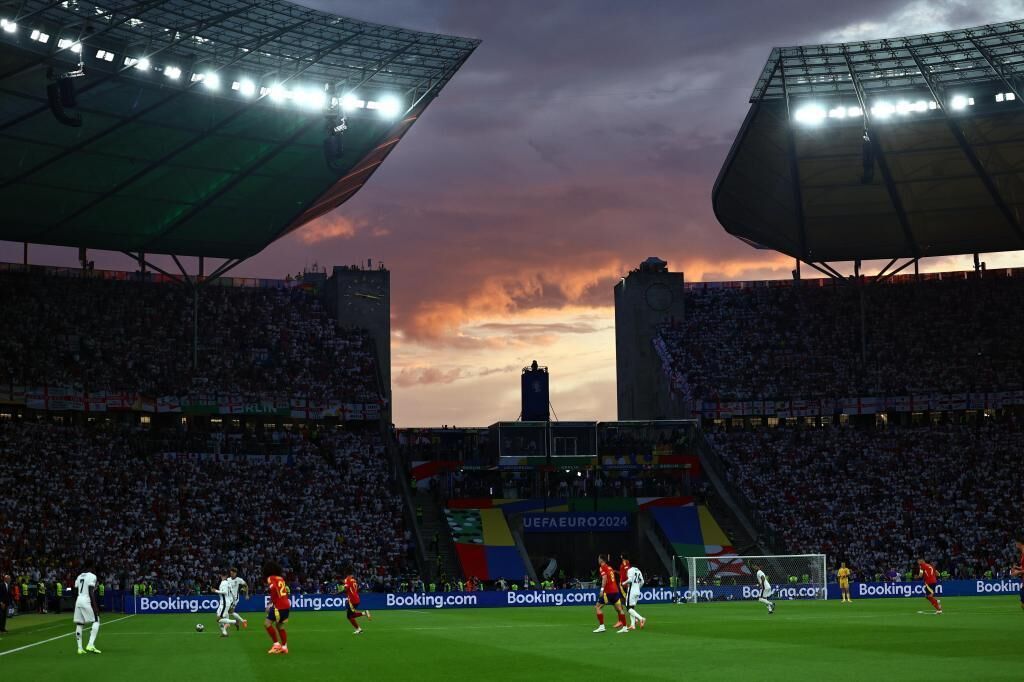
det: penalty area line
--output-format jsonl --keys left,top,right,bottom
{"left": 0, "top": 614, "right": 136, "bottom": 657}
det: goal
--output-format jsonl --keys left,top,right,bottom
{"left": 673, "top": 554, "right": 827, "bottom": 603}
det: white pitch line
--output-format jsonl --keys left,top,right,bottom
{"left": 0, "top": 614, "right": 136, "bottom": 657}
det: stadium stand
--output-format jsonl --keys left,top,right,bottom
{"left": 656, "top": 272, "right": 1024, "bottom": 404}
{"left": 705, "top": 422, "right": 1024, "bottom": 579}
{"left": 0, "top": 421, "right": 410, "bottom": 594}
{"left": 0, "top": 269, "right": 381, "bottom": 403}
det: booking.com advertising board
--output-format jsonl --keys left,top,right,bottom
{"left": 131, "top": 579, "right": 1021, "bottom": 614}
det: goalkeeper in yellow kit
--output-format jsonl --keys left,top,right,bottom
{"left": 837, "top": 562, "right": 852, "bottom": 603}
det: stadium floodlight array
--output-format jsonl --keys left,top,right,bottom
{"left": 0, "top": 0, "right": 480, "bottom": 120}
{"left": 675, "top": 554, "right": 827, "bottom": 604}
{"left": 791, "top": 94, "right": 982, "bottom": 125}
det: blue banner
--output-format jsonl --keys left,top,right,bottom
{"left": 129, "top": 579, "right": 1021, "bottom": 614}
{"left": 521, "top": 512, "right": 630, "bottom": 533}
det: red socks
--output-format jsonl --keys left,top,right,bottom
{"left": 351, "top": 611, "right": 363, "bottom": 618}
{"left": 926, "top": 596, "right": 940, "bottom": 611}
{"left": 265, "top": 626, "right": 278, "bottom": 643}
{"left": 278, "top": 628, "right": 287, "bottom": 646}
{"left": 596, "top": 612, "right": 604, "bottom": 625}
{"left": 348, "top": 617, "right": 360, "bottom": 629}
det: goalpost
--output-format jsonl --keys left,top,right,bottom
{"left": 673, "top": 554, "right": 827, "bottom": 603}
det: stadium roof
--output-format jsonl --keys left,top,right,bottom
{"left": 713, "top": 19, "right": 1024, "bottom": 263}
{"left": 0, "top": 0, "right": 478, "bottom": 259}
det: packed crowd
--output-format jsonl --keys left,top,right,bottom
{"left": 0, "top": 271, "right": 380, "bottom": 402}
{"left": 658, "top": 274, "right": 1024, "bottom": 402}
{"left": 706, "top": 421, "right": 1024, "bottom": 578}
{"left": 0, "top": 421, "right": 411, "bottom": 594}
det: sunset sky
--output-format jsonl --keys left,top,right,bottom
{"left": 4, "top": 1, "right": 1024, "bottom": 426}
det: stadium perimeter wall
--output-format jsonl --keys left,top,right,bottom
{"left": 121, "top": 580, "right": 1021, "bottom": 613}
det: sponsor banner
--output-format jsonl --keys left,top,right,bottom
{"left": 129, "top": 580, "right": 1022, "bottom": 614}
{"left": 133, "top": 588, "right": 683, "bottom": 614}
{"left": 521, "top": 512, "right": 630, "bottom": 533}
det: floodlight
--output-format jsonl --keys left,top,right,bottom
{"left": 164, "top": 66, "right": 181, "bottom": 80}
{"left": 341, "top": 93, "right": 364, "bottom": 110}
{"left": 895, "top": 101, "right": 912, "bottom": 115}
{"left": 871, "top": 101, "right": 895, "bottom": 118}
{"left": 828, "top": 106, "right": 847, "bottom": 119}
{"left": 1, "top": 19, "right": 16, "bottom": 33}
{"left": 269, "top": 83, "right": 287, "bottom": 102}
{"left": 847, "top": 106, "right": 862, "bottom": 117}
{"left": 376, "top": 96, "right": 402, "bottom": 118}
{"left": 950, "top": 95, "right": 968, "bottom": 110}
{"left": 793, "top": 104, "right": 826, "bottom": 124}
{"left": 996, "top": 93, "right": 1005, "bottom": 103}
{"left": 234, "top": 79, "right": 256, "bottom": 96}
{"left": 202, "top": 72, "right": 220, "bottom": 89}
{"left": 135, "top": 57, "right": 150, "bottom": 71}
{"left": 1007, "top": 92, "right": 1017, "bottom": 101}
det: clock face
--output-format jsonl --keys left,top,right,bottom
{"left": 644, "top": 282, "right": 672, "bottom": 311}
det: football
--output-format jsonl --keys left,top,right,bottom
{"left": 195, "top": 624, "right": 205, "bottom": 633}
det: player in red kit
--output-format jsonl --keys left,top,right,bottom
{"left": 263, "top": 560, "right": 291, "bottom": 654}
{"left": 1010, "top": 536, "right": 1024, "bottom": 612}
{"left": 915, "top": 559, "right": 942, "bottom": 614}
{"left": 343, "top": 564, "right": 373, "bottom": 634}
{"left": 593, "top": 555, "right": 627, "bottom": 633}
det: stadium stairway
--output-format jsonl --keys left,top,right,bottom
{"left": 695, "top": 432, "right": 766, "bottom": 554}
{"left": 417, "top": 491, "right": 462, "bottom": 581}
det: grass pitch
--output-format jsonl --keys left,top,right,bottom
{"left": 1, "top": 598, "right": 1020, "bottom": 681}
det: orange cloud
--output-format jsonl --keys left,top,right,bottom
{"left": 297, "top": 216, "right": 359, "bottom": 244}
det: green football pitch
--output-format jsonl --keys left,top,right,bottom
{"left": 1, "top": 598, "right": 1020, "bottom": 681}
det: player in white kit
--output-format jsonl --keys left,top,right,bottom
{"left": 73, "top": 569, "right": 102, "bottom": 654}
{"left": 226, "top": 567, "right": 248, "bottom": 630}
{"left": 212, "top": 572, "right": 238, "bottom": 637}
{"left": 622, "top": 562, "right": 647, "bottom": 630}
{"left": 753, "top": 562, "right": 776, "bottom": 614}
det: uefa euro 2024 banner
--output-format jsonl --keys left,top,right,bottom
{"left": 132, "top": 579, "right": 1021, "bottom": 614}
{"left": 521, "top": 512, "right": 630, "bottom": 533}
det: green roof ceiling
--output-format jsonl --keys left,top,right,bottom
{"left": 0, "top": 0, "right": 478, "bottom": 258}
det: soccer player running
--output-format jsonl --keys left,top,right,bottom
{"left": 752, "top": 562, "right": 775, "bottom": 614}
{"left": 593, "top": 555, "right": 628, "bottom": 633}
{"left": 212, "top": 571, "right": 237, "bottom": 637}
{"left": 263, "top": 561, "right": 291, "bottom": 654}
{"left": 1009, "top": 536, "right": 1024, "bottom": 612}
{"left": 73, "top": 566, "right": 102, "bottom": 654}
{"left": 915, "top": 558, "right": 942, "bottom": 614}
{"left": 343, "top": 564, "right": 373, "bottom": 634}
{"left": 620, "top": 554, "right": 647, "bottom": 631}
{"left": 227, "top": 567, "right": 248, "bottom": 630}
{"left": 837, "top": 562, "right": 852, "bottom": 603}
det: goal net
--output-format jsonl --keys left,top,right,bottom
{"left": 673, "top": 554, "right": 827, "bottom": 603}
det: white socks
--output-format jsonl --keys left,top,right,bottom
{"left": 232, "top": 613, "right": 246, "bottom": 624}
{"left": 75, "top": 625, "right": 83, "bottom": 650}
{"left": 628, "top": 608, "right": 642, "bottom": 626}
{"left": 88, "top": 621, "right": 100, "bottom": 647}
{"left": 758, "top": 597, "right": 772, "bottom": 607}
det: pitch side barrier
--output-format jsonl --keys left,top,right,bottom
{"left": 130, "top": 580, "right": 1021, "bottom": 614}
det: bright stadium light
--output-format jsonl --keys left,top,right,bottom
{"left": 341, "top": 93, "right": 364, "bottom": 111}
{"left": 871, "top": 101, "right": 895, "bottom": 119}
{"left": 950, "top": 95, "right": 969, "bottom": 110}
{"left": 895, "top": 101, "right": 912, "bottom": 115}
{"left": 164, "top": 65, "right": 181, "bottom": 80}
{"left": 376, "top": 95, "right": 402, "bottom": 118}
{"left": 793, "top": 104, "right": 826, "bottom": 125}
{"left": 913, "top": 100, "right": 928, "bottom": 112}
{"left": 202, "top": 72, "right": 220, "bottom": 89}
{"left": 134, "top": 57, "right": 151, "bottom": 71}
{"left": 828, "top": 106, "right": 847, "bottom": 119}
{"left": 269, "top": 83, "right": 288, "bottom": 102}
{"left": 847, "top": 106, "right": 862, "bottom": 117}
{"left": 1, "top": 19, "right": 17, "bottom": 33}
{"left": 234, "top": 79, "right": 256, "bottom": 96}
{"left": 305, "top": 89, "right": 327, "bottom": 109}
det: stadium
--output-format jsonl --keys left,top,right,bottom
{"left": 0, "top": 2, "right": 1022, "bottom": 681}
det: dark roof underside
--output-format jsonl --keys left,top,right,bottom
{"left": 0, "top": 0, "right": 478, "bottom": 258}
{"left": 715, "top": 20, "right": 1024, "bottom": 262}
